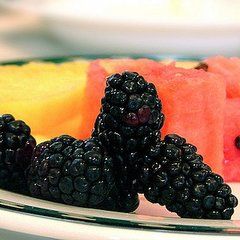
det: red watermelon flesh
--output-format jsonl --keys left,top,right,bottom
{"left": 80, "top": 60, "right": 107, "bottom": 139}
{"left": 80, "top": 58, "right": 162, "bottom": 139}
{"left": 98, "top": 61, "right": 226, "bottom": 175}
{"left": 99, "top": 58, "right": 162, "bottom": 77}
{"left": 223, "top": 98, "right": 240, "bottom": 181}
{"left": 206, "top": 56, "right": 240, "bottom": 98}
{"left": 149, "top": 65, "right": 226, "bottom": 175}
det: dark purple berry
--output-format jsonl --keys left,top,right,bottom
{"left": 0, "top": 114, "right": 36, "bottom": 193}
{"left": 139, "top": 134, "right": 238, "bottom": 219}
{"left": 93, "top": 71, "right": 164, "bottom": 211}
{"left": 27, "top": 136, "right": 125, "bottom": 211}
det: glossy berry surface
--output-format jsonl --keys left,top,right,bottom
{"left": 140, "top": 134, "right": 238, "bottom": 219}
{"left": 0, "top": 114, "right": 36, "bottom": 192}
{"left": 27, "top": 135, "right": 135, "bottom": 211}
{"left": 93, "top": 72, "right": 164, "bottom": 210}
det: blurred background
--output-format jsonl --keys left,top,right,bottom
{"left": 0, "top": 0, "right": 240, "bottom": 61}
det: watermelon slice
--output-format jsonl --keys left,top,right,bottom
{"left": 223, "top": 98, "right": 240, "bottom": 181}
{"left": 206, "top": 56, "right": 240, "bottom": 98}
{"left": 149, "top": 65, "right": 226, "bottom": 175}
{"left": 80, "top": 60, "right": 108, "bottom": 139}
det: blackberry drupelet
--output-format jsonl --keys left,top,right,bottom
{"left": 93, "top": 71, "right": 164, "bottom": 210}
{"left": 0, "top": 114, "right": 36, "bottom": 193}
{"left": 140, "top": 134, "right": 238, "bottom": 219}
{"left": 27, "top": 135, "right": 128, "bottom": 211}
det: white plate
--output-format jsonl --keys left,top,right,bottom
{"left": 0, "top": 183, "right": 239, "bottom": 240}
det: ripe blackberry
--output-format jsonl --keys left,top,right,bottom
{"left": 93, "top": 72, "right": 164, "bottom": 209}
{"left": 27, "top": 135, "right": 133, "bottom": 211}
{"left": 0, "top": 114, "right": 36, "bottom": 193}
{"left": 94, "top": 72, "right": 164, "bottom": 154}
{"left": 140, "top": 134, "right": 238, "bottom": 219}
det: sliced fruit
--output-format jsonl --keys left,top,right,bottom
{"left": 150, "top": 65, "right": 226, "bottom": 175}
{"left": 223, "top": 98, "right": 240, "bottom": 181}
{"left": 206, "top": 56, "right": 240, "bottom": 98}
{"left": 101, "top": 58, "right": 162, "bottom": 75}
{"left": 0, "top": 61, "right": 89, "bottom": 139}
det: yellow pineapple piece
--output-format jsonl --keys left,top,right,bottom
{"left": 35, "top": 135, "right": 48, "bottom": 144}
{"left": 0, "top": 60, "right": 89, "bottom": 139}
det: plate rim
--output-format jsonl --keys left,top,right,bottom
{"left": 0, "top": 54, "right": 204, "bottom": 66}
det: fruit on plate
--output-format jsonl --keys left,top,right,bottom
{"left": 90, "top": 60, "right": 225, "bottom": 174}
{"left": 26, "top": 70, "right": 238, "bottom": 219}
{"left": 93, "top": 71, "right": 164, "bottom": 209}
{"left": 223, "top": 98, "right": 240, "bottom": 182}
{"left": 0, "top": 114, "right": 36, "bottom": 193}
{"left": 140, "top": 134, "right": 238, "bottom": 219}
{"left": 0, "top": 61, "right": 89, "bottom": 139}
{"left": 80, "top": 58, "right": 162, "bottom": 139}
{"left": 150, "top": 64, "right": 226, "bottom": 175}
{"left": 6, "top": 65, "right": 234, "bottom": 219}
{"left": 27, "top": 135, "right": 123, "bottom": 211}
{"left": 205, "top": 56, "right": 240, "bottom": 98}
{"left": 192, "top": 57, "right": 240, "bottom": 181}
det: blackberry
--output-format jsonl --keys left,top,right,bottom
{"left": 0, "top": 114, "right": 36, "bottom": 193}
{"left": 93, "top": 72, "right": 164, "bottom": 210}
{"left": 27, "top": 135, "right": 133, "bottom": 211}
{"left": 140, "top": 134, "right": 238, "bottom": 219}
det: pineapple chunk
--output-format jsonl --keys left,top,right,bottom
{"left": 0, "top": 61, "right": 89, "bottom": 139}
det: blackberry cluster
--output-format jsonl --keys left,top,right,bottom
{"left": 139, "top": 134, "right": 238, "bottom": 219}
{"left": 2, "top": 71, "right": 237, "bottom": 219}
{"left": 0, "top": 114, "right": 36, "bottom": 192}
{"left": 27, "top": 135, "right": 126, "bottom": 211}
{"left": 93, "top": 71, "right": 164, "bottom": 210}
